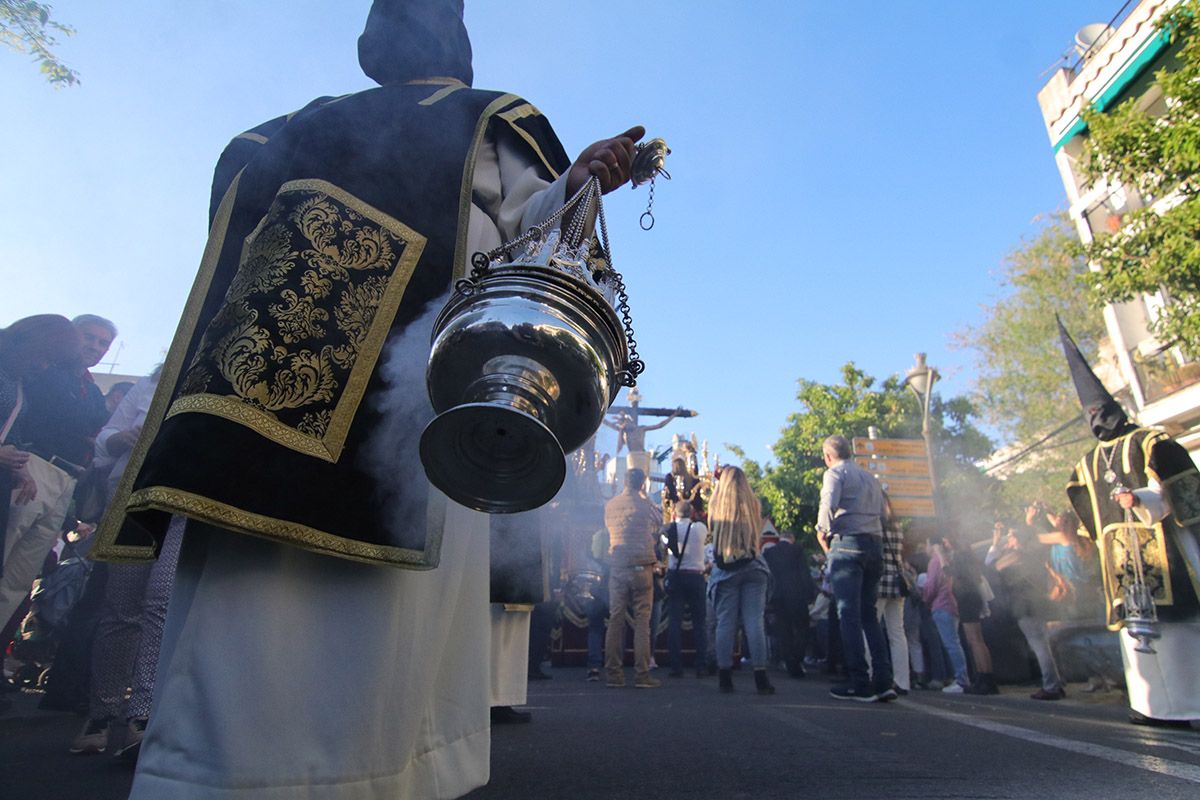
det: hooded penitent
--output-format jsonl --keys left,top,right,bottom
{"left": 91, "top": 0, "right": 569, "bottom": 570}
{"left": 358, "top": 0, "right": 473, "bottom": 86}
{"left": 1058, "top": 315, "right": 1135, "bottom": 442}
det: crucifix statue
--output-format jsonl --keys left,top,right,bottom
{"left": 602, "top": 387, "right": 698, "bottom": 456}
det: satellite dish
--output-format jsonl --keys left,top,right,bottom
{"left": 1075, "top": 23, "right": 1114, "bottom": 59}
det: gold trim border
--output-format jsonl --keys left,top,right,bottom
{"left": 127, "top": 485, "right": 445, "bottom": 569}
{"left": 497, "top": 102, "right": 562, "bottom": 181}
{"left": 453, "top": 93, "right": 518, "bottom": 281}
{"left": 166, "top": 393, "right": 336, "bottom": 461}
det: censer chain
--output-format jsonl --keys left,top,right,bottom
{"left": 469, "top": 175, "right": 643, "bottom": 384}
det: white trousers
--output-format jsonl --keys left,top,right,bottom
{"left": 877, "top": 596, "right": 910, "bottom": 691}
{"left": 0, "top": 456, "right": 74, "bottom": 629}
{"left": 489, "top": 605, "right": 531, "bottom": 708}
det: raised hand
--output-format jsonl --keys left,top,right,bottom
{"left": 567, "top": 125, "right": 645, "bottom": 196}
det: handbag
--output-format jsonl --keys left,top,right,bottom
{"left": 30, "top": 539, "right": 93, "bottom": 628}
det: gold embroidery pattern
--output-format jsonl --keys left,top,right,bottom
{"left": 1098, "top": 521, "right": 1174, "bottom": 627}
{"left": 171, "top": 179, "right": 426, "bottom": 461}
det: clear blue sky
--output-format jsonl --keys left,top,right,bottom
{"left": 2, "top": 0, "right": 1114, "bottom": 466}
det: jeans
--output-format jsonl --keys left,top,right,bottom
{"left": 1017, "top": 616, "right": 1064, "bottom": 692}
{"left": 829, "top": 533, "right": 892, "bottom": 692}
{"left": 650, "top": 595, "right": 663, "bottom": 662}
{"left": 586, "top": 589, "right": 609, "bottom": 670}
{"left": 666, "top": 572, "right": 707, "bottom": 672}
{"left": 713, "top": 567, "right": 769, "bottom": 669}
{"left": 931, "top": 609, "right": 970, "bottom": 686}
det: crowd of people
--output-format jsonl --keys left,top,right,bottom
{"left": 4, "top": 3, "right": 1196, "bottom": 799}
{"left": 570, "top": 436, "right": 1126, "bottom": 710}
{"left": 0, "top": 311, "right": 173, "bottom": 760}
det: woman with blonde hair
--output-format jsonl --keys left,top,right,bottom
{"left": 706, "top": 466, "right": 774, "bottom": 694}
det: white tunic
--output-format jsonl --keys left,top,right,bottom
{"left": 1122, "top": 485, "right": 1200, "bottom": 721}
{"left": 128, "top": 110, "right": 569, "bottom": 799}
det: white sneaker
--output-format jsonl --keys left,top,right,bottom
{"left": 942, "top": 682, "right": 965, "bottom": 694}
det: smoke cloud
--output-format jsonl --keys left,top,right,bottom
{"left": 361, "top": 294, "right": 444, "bottom": 555}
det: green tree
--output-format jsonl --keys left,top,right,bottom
{"left": 1081, "top": 0, "right": 1200, "bottom": 351}
{"left": 1, "top": 0, "right": 78, "bottom": 87}
{"left": 954, "top": 213, "right": 1104, "bottom": 509}
{"left": 733, "top": 363, "right": 995, "bottom": 547}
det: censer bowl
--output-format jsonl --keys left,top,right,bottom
{"left": 421, "top": 265, "right": 628, "bottom": 513}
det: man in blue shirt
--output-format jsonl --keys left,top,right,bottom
{"left": 816, "top": 434, "right": 895, "bottom": 702}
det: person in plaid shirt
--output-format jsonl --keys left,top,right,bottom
{"left": 877, "top": 494, "right": 911, "bottom": 694}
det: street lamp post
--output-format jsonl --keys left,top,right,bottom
{"left": 904, "top": 352, "right": 939, "bottom": 516}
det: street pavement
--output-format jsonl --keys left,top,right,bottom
{"left": 3, "top": 667, "right": 1198, "bottom": 799}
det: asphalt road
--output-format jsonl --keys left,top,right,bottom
{"left": 3, "top": 668, "right": 1198, "bottom": 799}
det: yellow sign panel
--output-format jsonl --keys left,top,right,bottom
{"left": 877, "top": 475, "right": 934, "bottom": 498}
{"left": 855, "top": 457, "right": 930, "bottom": 477}
{"left": 889, "top": 496, "right": 936, "bottom": 517}
{"left": 852, "top": 437, "right": 927, "bottom": 458}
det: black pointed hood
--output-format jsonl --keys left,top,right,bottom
{"left": 358, "top": 0, "right": 473, "bottom": 87}
{"left": 1057, "top": 315, "right": 1134, "bottom": 441}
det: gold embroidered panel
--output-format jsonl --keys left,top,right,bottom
{"left": 1164, "top": 471, "right": 1200, "bottom": 528}
{"left": 1098, "top": 521, "right": 1174, "bottom": 627}
{"left": 170, "top": 179, "right": 426, "bottom": 462}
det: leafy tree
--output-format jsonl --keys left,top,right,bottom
{"left": 954, "top": 213, "right": 1103, "bottom": 509}
{"left": 733, "top": 363, "right": 995, "bottom": 548}
{"left": 1, "top": 0, "right": 78, "bottom": 87}
{"left": 1081, "top": 0, "right": 1200, "bottom": 351}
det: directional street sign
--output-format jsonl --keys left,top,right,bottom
{"left": 853, "top": 456, "right": 929, "bottom": 477}
{"left": 852, "top": 437, "right": 926, "bottom": 458}
{"left": 875, "top": 475, "right": 934, "bottom": 498}
{"left": 852, "top": 437, "right": 936, "bottom": 516}
{"left": 888, "top": 496, "right": 936, "bottom": 517}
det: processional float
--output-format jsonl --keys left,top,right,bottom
{"left": 420, "top": 138, "right": 671, "bottom": 513}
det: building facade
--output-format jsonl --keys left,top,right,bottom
{"left": 1037, "top": 0, "right": 1200, "bottom": 462}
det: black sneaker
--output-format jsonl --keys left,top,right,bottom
{"left": 490, "top": 706, "right": 532, "bottom": 724}
{"left": 829, "top": 684, "right": 878, "bottom": 703}
{"left": 875, "top": 688, "right": 899, "bottom": 703}
{"left": 586, "top": 669, "right": 601, "bottom": 682}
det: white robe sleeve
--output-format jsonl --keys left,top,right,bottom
{"left": 1132, "top": 480, "right": 1168, "bottom": 526}
{"left": 467, "top": 124, "right": 569, "bottom": 258}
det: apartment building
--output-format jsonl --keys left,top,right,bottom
{"left": 1037, "top": 0, "right": 1200, "bottom": 460}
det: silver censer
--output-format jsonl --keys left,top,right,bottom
{"left": 420, "top": 139, "right": 670, "bottom": 512}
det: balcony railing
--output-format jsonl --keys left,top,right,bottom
{"left": 1083, "top": 183, "right": 1149, "bottom": 238}
{"left": 1131, "top": 345, "right": 1200, "bottom": 404}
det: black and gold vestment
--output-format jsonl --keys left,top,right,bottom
{"left": 93, "top": 83, "right": 569, "bottom": 569}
